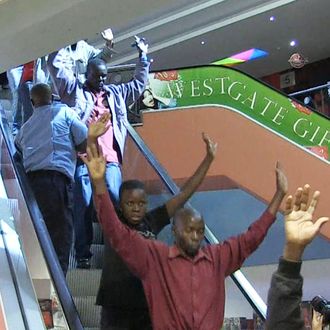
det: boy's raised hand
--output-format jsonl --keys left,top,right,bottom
{"left": 88, "top": 112, "right": 111, "bottom": 141}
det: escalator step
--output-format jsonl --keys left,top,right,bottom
{"left": 92, "top": 222, "right": 103, "bottom": 245}
{"left": 69, "top": 243, "right": 104, "bottom": 270}
{"left": 90, "top": 244, "right": 104, "bottom": 269}
{"left": 67, "top": 269, "right": 101, "bottom": 297}
{"left": 73, "top": 295, "right": 101, "bottom": 328}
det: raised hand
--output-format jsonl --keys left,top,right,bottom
{"left": 88, "top": 113, "right": 111, "bottom": 141}
{"left": 202, "top": 132, "right": 217, "bottom": 161}
{"left": 312, "top": 309, "right": 323, "bottom": 330}
{"left": 133, "top": 35, "right": 148, "bottom": 54}
{"left": 283, "top": 184, "right": 329, "bottom": 261}
{"left": 275, "top": 161, "right": 288, "bottom": 196}
{"left": 101, "top": 28, "right": 114, "bottom": 47}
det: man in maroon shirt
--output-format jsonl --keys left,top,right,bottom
{"left": 81, "top": 127, "right": 288, "bottom": 330}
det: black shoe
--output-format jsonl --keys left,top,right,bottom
{"left": 76, "top": 258, "right": 91, "bottom": 269}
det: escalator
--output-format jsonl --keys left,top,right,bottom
{"left": 0, "top": 101, "right": 270, "bottom": 329}
{"left": 0, "top": 63, "right": 328, "bottom": 329}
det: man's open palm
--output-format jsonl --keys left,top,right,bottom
{"left": 284, "top": 184, "right": 328, "bottom": 246}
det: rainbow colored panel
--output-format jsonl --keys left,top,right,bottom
{"left": 213, "top": 48, "right": 268, "bottom": 66}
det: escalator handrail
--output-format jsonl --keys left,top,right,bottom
{"left": 0, "top": 107, "right": 84, "bottom": 330}
{"left": 289, "top": 82, "right": 330, "bottom": 97}
{"left": 126, "top": 123, "right": 267, "bottom": 320}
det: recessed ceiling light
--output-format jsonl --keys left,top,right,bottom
{"left": 290, "top": 40, "right": 297, "bottom": 47}
{"left": 269, "top": 16, "right": 275, "bottom": 22}
{"left": 201, "top": 41, "right": 205, "bottom": 45}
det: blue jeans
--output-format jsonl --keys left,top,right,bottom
{"left": 73, "top": 161, "right": 122, "bottom": 259}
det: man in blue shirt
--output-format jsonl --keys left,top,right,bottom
{"left": 15, "top": 83, "right": 89, "bottom": 275}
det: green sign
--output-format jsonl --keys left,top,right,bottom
{"left": 138, "top": 66, "right": 329, "bottom": 162}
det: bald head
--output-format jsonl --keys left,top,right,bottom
{"left": 31, "top": 83, "right": 52, "bottom": 107}
{"left": 86, "top": 58, "right": 107, "bottom": 92}
{"left": 172, "top": 207, "right": 205, "bottom": 258}
{"left": 173, "top": 207, "right": 202, "bottom": 226}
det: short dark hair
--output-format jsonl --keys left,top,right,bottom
{"left": 119, "top": 180, "right": 146, "bottom": 200}
{"left": 86, "top": 57, "right": 107, "bottom": 73}
{"left": 31, "top": 83, "right": 52, "bottom": 104}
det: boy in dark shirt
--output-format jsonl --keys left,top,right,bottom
{"left": 96, "top": 180, "right": 171, "bottom": 329}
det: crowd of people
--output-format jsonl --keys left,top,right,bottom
{"left": 4, "top": 27, "right": 329, "bottom": 330}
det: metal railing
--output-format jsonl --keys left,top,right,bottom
{"left": 289, "top": 82, "right": 330, "bottom": 119}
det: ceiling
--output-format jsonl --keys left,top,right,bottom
{"left": 0, "top": 0, "right": 329, "bottom": 78}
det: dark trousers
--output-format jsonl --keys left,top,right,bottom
{"left": 100, "top": 307, "right": 152, "bottom": 330}
{"left": 27, "top": 170, "right": 74, "bottom": 275}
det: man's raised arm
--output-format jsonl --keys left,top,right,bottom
{"left": 266, "top": 185, "right": 329, "bottom": 330}
{"left": 165, "top": 133, "right": 217, "bottom": 218}
{"left": 117, "top": 36, "right": 150, "bottom": 105}
{"left": 221, "top": 162, "right": 288, "bottom": 276}
{"left": 97, "top": 27, "right": 116, "bottom": 63}
{"left": 47, "top": 49, "right": 77, "bottom": 106}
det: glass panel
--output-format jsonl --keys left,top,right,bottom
{"left": 0, "top": 125, "right": 69, "bottom": 329}
{"left": 224, "top": 276, "right": 265, "bottom": 329}
{"left": 123, "top": 134, "right": 174, "bottom": 244}
{"left": 189, "top": 188, "right": 287, "bottom": 268}
{"left": 123, "top": 131, "right": 268, "bottom": 321}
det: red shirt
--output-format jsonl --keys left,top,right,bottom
{"left": 95, "top": 193, "right": 276, "bottom": 330}
{"left": 21, "top": 61, "right": 34, "bottom": 83}
{"left": 88, "top": 91, "right": 119, "bottom": 163}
